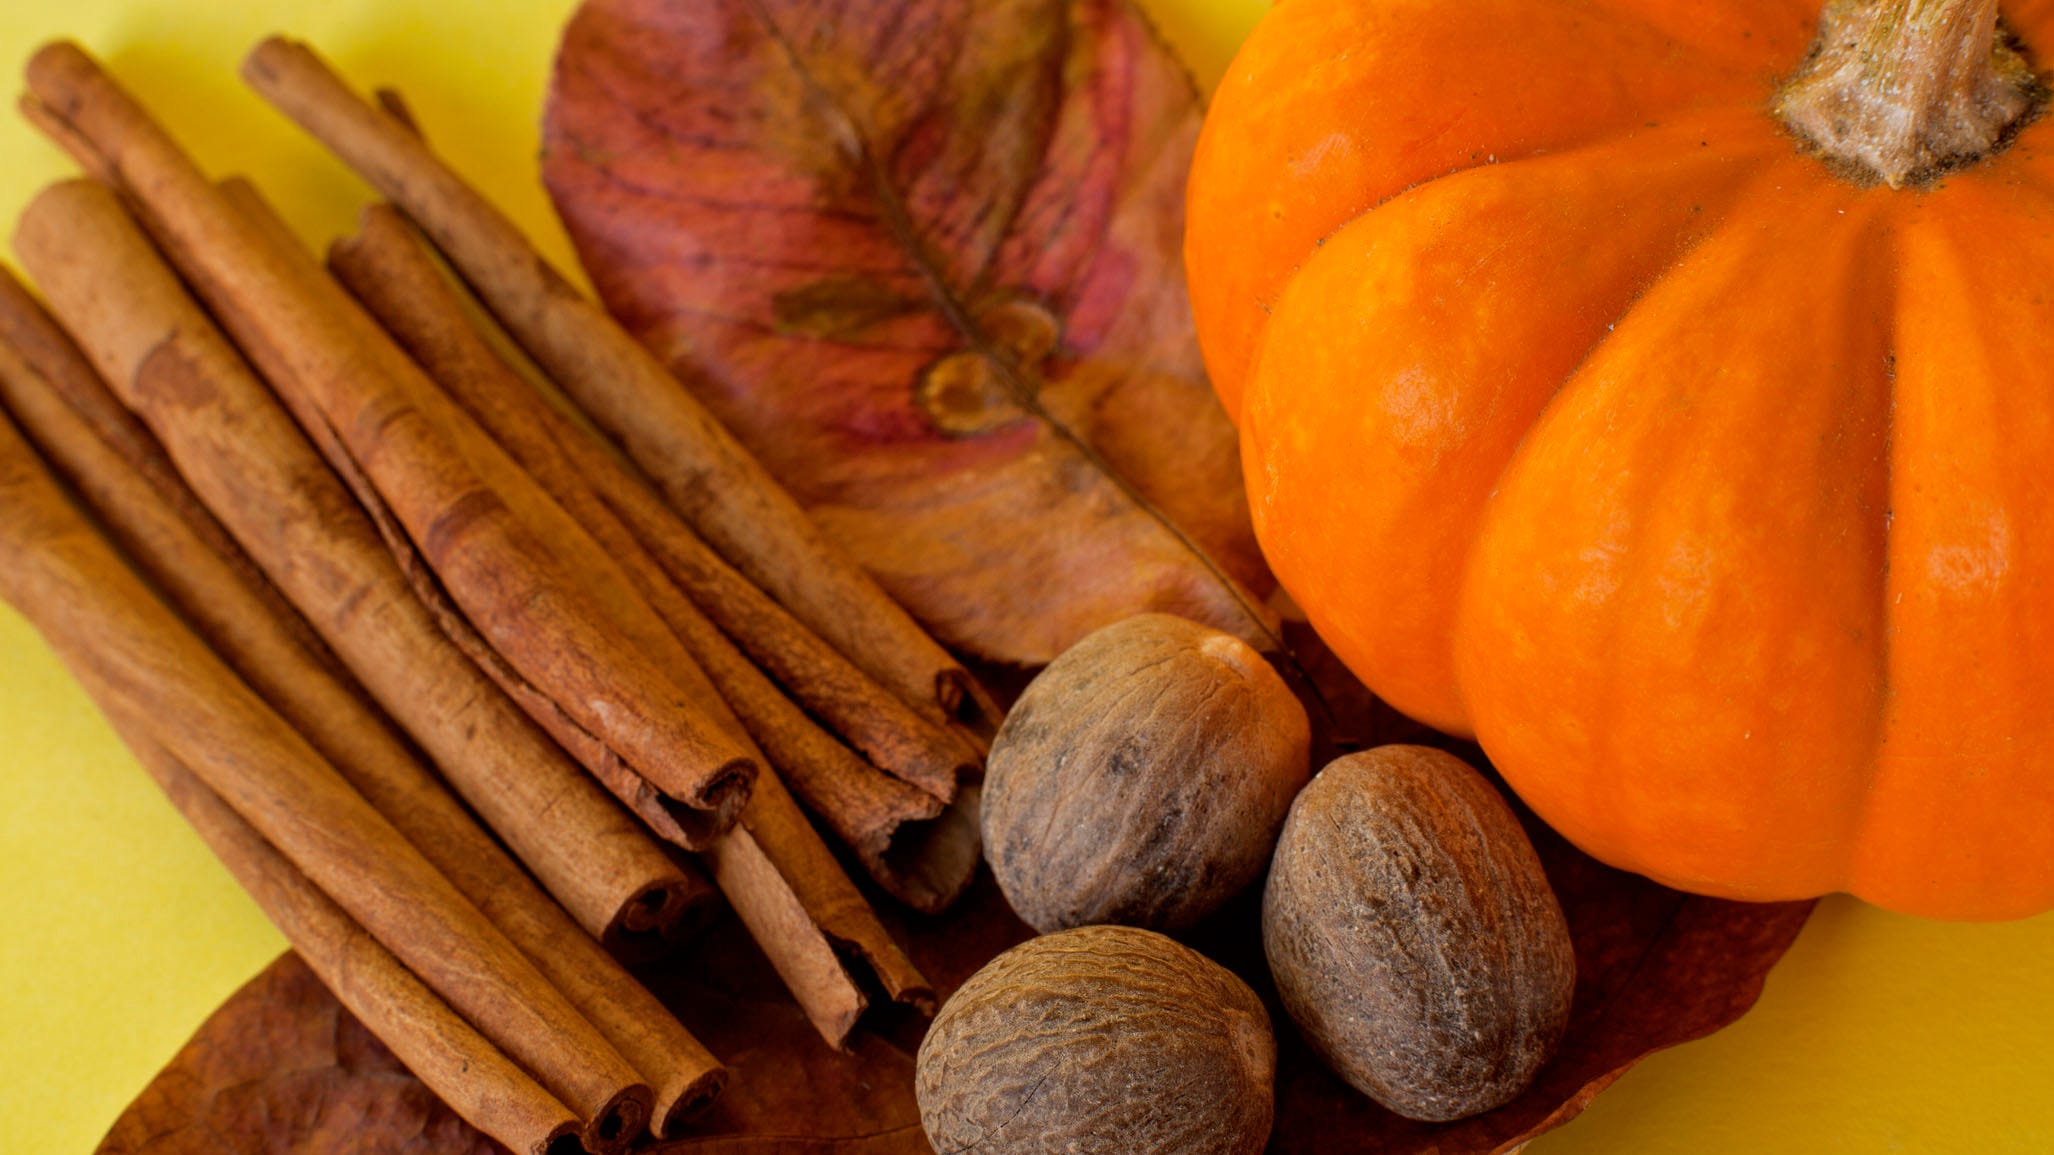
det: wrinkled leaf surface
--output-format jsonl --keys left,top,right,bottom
{"left": 541, "top": 0, "right": 1273, "bottom": 665}
{"left": 106, "top": 788, "right": 1810, "bottom": 1154}
{"left": 97, "top": 957, "right": 500, "bottom": 1155}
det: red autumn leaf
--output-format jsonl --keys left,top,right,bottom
{"left": 540, "top": 0, "right": 1277, "bottom": 666}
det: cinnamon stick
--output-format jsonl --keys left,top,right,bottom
{"left": 210, "top": 173, "right": 934, "bottom": 1041}
{"left": 22, "top": 44, "right": 757, "bottom": 849}
{"left": 0, "top": 326, "right": 725, "bottom": 1136}
{"left": 10, "top": 178, "right": 694, "bottom": 949}
{"left": 731, "top": 767, "right": 938, "bottom": 1012}
{"left": 215, "top": 178, "right": 936, "bottom": 1042}
{"left": 219, "top": 179, "right": 763, "bottom": 852}
{"left": 330, "top": 202, "right": 974, "bottom": 801}
{"left": 581, "top": 435, "right": 982, "bottom": 795}
{"left": 330, "top": 204, "right": 978, "bottom": 912}
{"left": 0, "top": 408, "right": 652, "bottom": 1153}
{"left": 318, "top": 215, "right": 943, "bottom": 1028}
{"left": 22, "top": 38, "right": 938, "bottom": 1049}
{"left": 240, "top": 35, "right": 993, "bottom": 732}
{"left": 109, "top": 720, "right": 586, "bottom": 1155}
{"left": 0, "top": 265, "right": 344, "bottom": 679}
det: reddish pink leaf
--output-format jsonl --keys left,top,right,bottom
{"left": 540, "top": 0, "right": 1276, "bottom": 665}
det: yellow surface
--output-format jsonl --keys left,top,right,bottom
{"left": 0, "top": 1, "right": 2049, "bottom": 1151}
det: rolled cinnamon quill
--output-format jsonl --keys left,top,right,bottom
{"left": 218, "top": 177, "right": 762, "bottom": 853}
{"left": 0, "top": 322, "right": 725, "bottom": 1136}
{"left": 240, "top": 35, "right": 992, "bottom": 732}
{"left": 9, "top": 176, "right": 692, "bottom": 946}
{"left": 109, "top": 722, "right": 586, "bottom": 1155}
{"left": 0, "top": 266, "right": 338, "bottom": 678}
{"left": 329, "top": 203, "right": 976, "bottom": 805}
{"left": 0, "top": 408, "right": 652, "bottom": 1153}
{"left": 214, "top": 170, "right": 932, "bottom": 1044}
{"left": 330, "top": 205, "right": 978, "bottom": 912}
{"left": 318, "top": 211, "right": 940, "bottom": 1027}
{"left": 21, "top": 43, "right": 756, "bottom": 848}
{"left": 212, "top": 178, "right": 934, "bottom": 1043}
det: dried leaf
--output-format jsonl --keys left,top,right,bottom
{"left": 540, "top": 0, "right": 1276, "bottom": 666}
{"left": 95, "top": 955, "right": 500, "bottom": 1155}
{"left": 95, "top": 609, "right": 1810, "bottom": 1154}
{"left": 108, "top": 782, "right": 1809, "bottom": 1155}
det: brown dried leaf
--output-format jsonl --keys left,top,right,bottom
{"left": 95, "top": 955, "right": 500, "bottom": 1155}
{"left": 104, "top": 610, "right": 1801, "bottom": 1155}
{"left": 539, "top": 0, "right": 1276, "bottom": 666}
{"left": 109, "top": 780, "right": 1809, "bottom": 1155}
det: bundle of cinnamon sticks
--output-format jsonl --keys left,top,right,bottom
{"left": 0, "top": 37, "right": 994, "bottom": 1155}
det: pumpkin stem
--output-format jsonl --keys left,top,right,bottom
{"left": 1774, "top": 0, "right": 2042, "bottom": 186}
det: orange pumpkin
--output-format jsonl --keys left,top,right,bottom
{"left": 1188, "top": 0, "right": 2054, "bottom": 919}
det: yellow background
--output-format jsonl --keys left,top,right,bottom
{"left": 0, "top": 1, "right": 2049, "bottom": 1151}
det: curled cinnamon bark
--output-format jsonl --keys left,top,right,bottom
{"left": 210, "top": 180, "right": 935, "bottom": 1041}
{"left": 212, "top": 175, "right": 759, "bottom": 852}
{"left": 22, "top": 43, "right": 758, "bottom": 847}
{"left": 333, "top": 205, "right": 978, "bottom": 807}
{"left": 0, "top": 407, "right": 652, "bottom": 1153}
{"left": 213, "top": 172, "right": 932, "bottom": 1043}
{"left": 0, "top": 319, "right": 725, "bottom": 1136}
{"left": 9, "top": 176, "right": 693, "bottom": 948}
{"left": 0, "top": 266, "right": 340, "bottom": 682}
{"left": 22, "top": 35, "right": 947, "bottom": 1053}
{"left": 330, "top": 204, "right": 978, "bottom": 913}
{"left": 240, "top": 35, "right": 994, "bottom": 733}
{"left": 113, "top": 724, "right": 587, "bottom": 1155}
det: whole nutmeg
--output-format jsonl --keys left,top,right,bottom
{"left": 1263, "top": 746, "right": 1575, "bottom": 1122}
{"left": 983, "top": 613, "right": 1311, "bottom": 933}
{"left": 916, "top": 925, "right": 1275, "bottom": 1155}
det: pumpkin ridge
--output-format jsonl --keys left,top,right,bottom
{"left": 1242, "top": 109, "right": 1783, "bottom": 736}
{"left": 1849, "top": 178, "right": 2054, "bottom": 917}
{"left": 1839, "top": 207, "right": 1908, "bottom": 907}
{"left": 1453, "top": 174, "right": 1895, "bottom": 898}
{"left": 1453, "top": 147, "right": 1807, "bottom": 814}
{"left": 1208, "top": 84, "right": 1760, "bottom": 409}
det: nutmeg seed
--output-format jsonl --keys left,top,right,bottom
{"left": 916, "top": 924, "right": 1275, "bottom": 1155}
{"left": 1262, "top": 745, "right": 1576, "bottom": 1122}
{"left": 982, "top": 613, "right": 1311, "bottom": 933}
